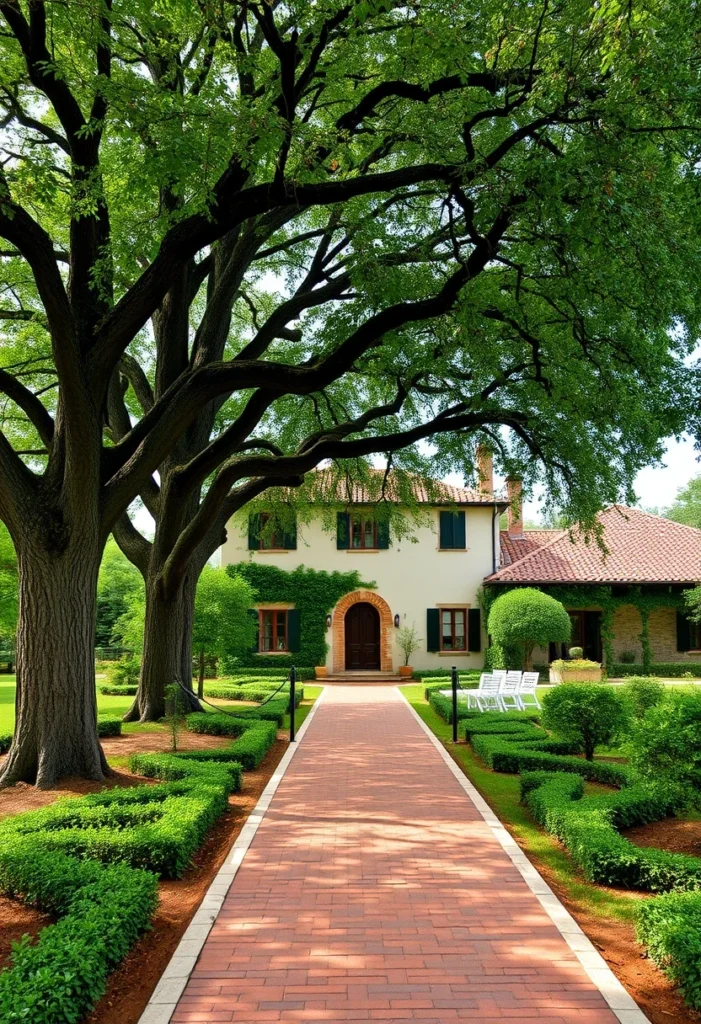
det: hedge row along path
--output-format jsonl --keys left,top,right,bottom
{"left": 160, "top": 685, "right": 644, "bottom": 1024}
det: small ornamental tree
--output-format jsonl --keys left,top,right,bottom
{"left": 541, "top": 683, "right": 628, "bottom": 761}
{"left": 630, "top": 691, "right": 701, "bottom": 807}
{"left": 191, "top": 568, "right": 255, "bottom": 697}
{"left": 488, "top": 589, "right": 571, "bottom": 669}
{"left": 396, "top": 623, "right": 422, "bottom": 667}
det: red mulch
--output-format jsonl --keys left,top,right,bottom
{"left": 624, "top": 817, "right": 701, "bottom": 858}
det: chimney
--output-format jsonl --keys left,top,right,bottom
{"left": 476, "top": 445, "right": 493, "bottom": 495}
{"left": 506, "top": 477, "right": 524, "bottom": 538}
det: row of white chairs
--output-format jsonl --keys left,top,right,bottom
{"left": 442, "top": 670, "right": 540, "bottom": 712}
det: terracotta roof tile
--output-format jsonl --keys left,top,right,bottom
{"left": 488, "top": 506, "right": 701, "bottom": 585}
{"left": 500, "top": 530, "right": 562, "bottom": 567}
{"left": 306, "top": 468, "right": 504, "bottom": 505}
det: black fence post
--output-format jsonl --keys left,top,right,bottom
{"left": 289, "top": 665, "right": 296, "bottom": 743}
{"left": 451, "top": 664, "right": 458, "bottom": 743}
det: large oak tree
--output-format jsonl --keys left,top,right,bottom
{"left": 0, "top": 0, "right": 699, "bottom": 784}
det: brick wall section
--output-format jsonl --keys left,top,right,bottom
{"left": 611, "top": 605, "right": 642, "bottom": 661}
{"left": 332, "top": 589, "right": 394, "bottom": 673}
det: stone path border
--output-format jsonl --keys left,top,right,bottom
{"left": 399, "top": 688, "right": 649, "bottom": 1024}
{"left": 138, "top": 686, "right": 328, "bottom": 1024}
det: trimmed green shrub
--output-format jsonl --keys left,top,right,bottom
{"left": 0, "top": 734, "right": 12, "bottom": 754}
{"left": 98, "top": 684, "right": 138, "bottom": 696}
{"left": 185, "top": 713, "right": 278, "bottom": 769}
{"left": 205, "top": 683, "right": 303, "bottom": 705}
{"left": 620, "top": 677, "right": 666, "bottom": 721}
{"left": 541, "top": 683, "right": 628, "bottom": 760}
{"left": 637, "top": 890, "right": 701, "bottom": 1009}
{"left": 0, "top": 844, "right": 157, "bottom": 1024}
{"left": 464, "top": 712, "right": 629, "bottom": 785}
{"left": 105, "top": 656, "right": 140, "bottom": 688}
{"left": 218, "top": 667, "right": 315, "bottom": 681}
{"left": 520, "top": 771, "right": 701, "bottom": 892}
{"left": 96, "top": 717, "right": 122, "bottom": 738}
{"left": 611, "top": 662, "right": 701, "bottom": 678}
{"left": 488, "top": 588, "right": 571, "bottom": 669}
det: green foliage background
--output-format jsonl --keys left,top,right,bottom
{"left": 226, "top": 562, "right": 373, "bottom": 668}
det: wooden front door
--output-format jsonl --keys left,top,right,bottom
{"left": 345, "top": 602, "right": 381, "bottom": 670}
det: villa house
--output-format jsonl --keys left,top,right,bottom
{"left": 220, "top": 455, "right": 701, "bottom": 675}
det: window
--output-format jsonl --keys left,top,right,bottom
{"left": 258, "top": 513, "right": 284, "bottom": 550}
{"left": 351, "top": 515, "right": 377, "bottom": 550}
{"left": 440, "top": 608, "right": 467, "bottom": 651}
{"left": 692, "top": 621, "right": 701, "bottom": 651}
{"left": 259, "top": 609, "right": 288, "bottom": 652}
{"left": 439, "top": 510, "right": 466, "bottom": 549}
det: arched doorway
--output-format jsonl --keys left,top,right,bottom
{"left": 345, "top": 602, "right": 381, "bottom": 670}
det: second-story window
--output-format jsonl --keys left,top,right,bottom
{"left": 259, "top": 512, "right": 283, "bottom": 550}
{"left": 248, "top": 512, "right": 297, "bottom": 550}
{"left": 351, "top": 516, "right": 377, "bottom": 549}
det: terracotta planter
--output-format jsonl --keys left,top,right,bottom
{"left": 398, "top": 665, "right": 413, "bottom": 679}
{"left": 549, "top": 667, "right": 602, "bottom": 684}
{"left": 314, "top": 666, "right": 328, "bottom": 679}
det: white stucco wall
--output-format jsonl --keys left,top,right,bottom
{"left": 219, "top": 506, "right": 500, "bottom": 671}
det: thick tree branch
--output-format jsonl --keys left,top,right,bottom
{"left": 0, "top": 368, "right": 54, "bottom": 446}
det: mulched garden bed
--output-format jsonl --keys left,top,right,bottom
{"left": 623, "top": 816, "right": 701, "bottom": 858}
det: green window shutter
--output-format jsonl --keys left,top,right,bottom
{"left": 287, "top": 609, "right": 301, "bottom": 652}
{"left": 439, "top": 511, "right": 453, "bottom": 549}
{"left": 677, "top": 611, "right": 691, "bottom": 653}
{"left": 468, "top": 608, "right": 481, "bottom": 652}
{"left": 284, "top": 517, "right": 297, "bottom": 550}
{"left": 337, "top": 511, "right": 350, "bottom": 549}
{"left": 248, "top": 608, "right": 260, "bottom": 651}
{"left": 454, "top": 511, "right": 466, "bottom": 548}
{"left": 377, "top": 520, "right": 390, "bottom": 549}
{"left": 426, "top": 608, "right": 440, "bottom": 652}
{"left": 248, "top": 513, "right": 261, "bottom": 550}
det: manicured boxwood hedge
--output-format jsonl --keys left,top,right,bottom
{"left": 611, "top": 662, "right": 701, "bottom": 678}
{"left": 185, "top": 713, "right": 278, "bottom": 769}
{"left": 0, "top": 707, "right": 279, "bottom": 1023}
{"left": 460, "top": 708, "right": 701, "bottom": 1009}
{"left": 97, "top": 716, "right": 122, "bottom": 738}
{"left": 0, "top": 733, "right": 11, "bottom": 754}
{"left": 98, "top": 684, "right": 138, "bottom": 695}
{"left": 205, "top": 683, "right": 304, "bottom": 705}
{"left": 637, "top": 890, "right": 701, "bottom": 1009}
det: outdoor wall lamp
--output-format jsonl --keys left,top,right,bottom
{"left": 394, "top": 614, "right": 401, "bottom": 628}
{"left": 326, "top": 614, "right": 332, "bottom": 628}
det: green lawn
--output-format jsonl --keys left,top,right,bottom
{"left": 0, "top": 676, "right": 323, "bottom": 738}
{"left": 399, "top": 683, "right": 642, "bottom": 924}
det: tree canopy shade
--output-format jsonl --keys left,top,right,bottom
{"left": 487, "top": 588, "right": 571, "bottom": 669}
{"left": 0, "top": 0, "right": 700, "bottom": 783}
{"left": 666, "top": 475, "right": 701, "bottom": 530}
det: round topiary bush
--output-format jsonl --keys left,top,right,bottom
{"left": 621, "top": 676, "right": 666, "bottom": 722}
{"left": 630, "top": 690, "right": 701, "bottom": 806}
{"left": 541, "top": 682, "right": 628, "bottom": 760}
{"left": 487, "top": 588, "right": 571, "bottom": 669}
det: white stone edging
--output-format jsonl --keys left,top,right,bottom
{"left": 138, "top": 685, "right": 327, "bottom": 1024}
{"left": 398, "top": 688, "right": 650, "bottom": 1024}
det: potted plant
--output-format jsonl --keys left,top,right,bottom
{"left": 396, "top": 623, "right": 421, "bottom": 678}
{"left": 549, "top": 647, "right": 603, "bottom": 683}
{"left": 315, "top": 666, "right": 328, "bottom": 679}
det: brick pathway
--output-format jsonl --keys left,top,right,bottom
{"left": 172, "top": 686, "right": 622, "bottom": 1023}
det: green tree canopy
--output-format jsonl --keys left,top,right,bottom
{"left": 191, "top": 567, "right": 255, "bottom": 694}
{"left": 96, "top": 540, "right": 143, "bottom": 649}
{"left": 488, "top": 588, "right": 571, "bottom": 669}
{"left": 665, "top": 475, "right": 701, "bottom": 530}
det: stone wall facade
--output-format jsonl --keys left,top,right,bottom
{"left": 611, "top": 604, "right": 700, "bottom": 664}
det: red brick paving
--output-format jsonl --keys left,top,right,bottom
{"left": 172, "top": 686, "right": 620, "bottom": 1023}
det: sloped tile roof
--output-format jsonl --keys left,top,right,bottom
{"left": 306, "top": 468, "right": 505, "bottom": 506}
{"left": 500, "top": 530, "right": 562, "bottom": 567}
{"left": 488, "top": 506, "right": 701, "bottom": 585}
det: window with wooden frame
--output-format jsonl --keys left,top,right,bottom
{"left": 258, "top": 512, "right": 284, "bottom": 550}
{"left": 440, "top": 608, "right": 467, "bottom": 651}
{"left": 259, "top": 609, "right": 288, "bottom": 652}
{"left": 350, "top": 515, "right": 378, "bottom": 550}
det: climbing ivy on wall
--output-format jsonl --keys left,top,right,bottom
{"left": 226, "top": 562, "right": 374, "bottom": 668}
{"left": 481, "top": 584, "right": 687, "bottom": 675}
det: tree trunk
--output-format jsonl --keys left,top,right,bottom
{"left": 0, "top": 539, "right": 107, "bottom": 788}
{"left": 124, "top": 573, "right": 201, "bottom": 722}
{"left": 198, "top": 646, "right": 205, "bottom": 699}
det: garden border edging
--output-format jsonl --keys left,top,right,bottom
{"left": 137, "top": 685, "right": 327, "bottom": 1024}
{"left": 399, "top": 688, "right": 650, "bottom": 1024}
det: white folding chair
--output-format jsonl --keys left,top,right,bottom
{"left": 518, "top": 671, "right": 541, "bottom": 710}
{"left": 499, "top": 671, "right": 523, "bottom": 711}
{"left": 468, "top": 673, "right": 503, "bottom": 713}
